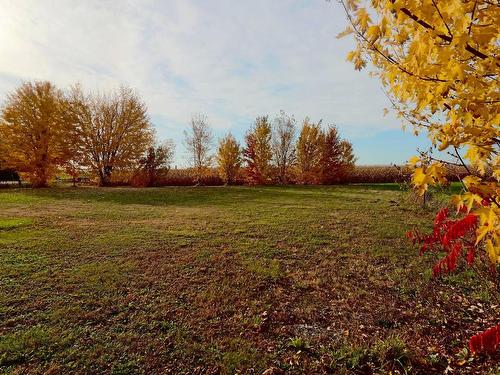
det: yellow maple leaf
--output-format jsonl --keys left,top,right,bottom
{"left": 356, "top": 8, "right": 371, "bottom": 32}
{"left": 407, "top": 156, "right": 420, "bottom": 166}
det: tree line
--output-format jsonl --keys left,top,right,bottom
{"left": 0, "top": 81, "right": 355, "bottom": 187}
{"left": 214, "top": 113, "right": 355, "bottom": 185}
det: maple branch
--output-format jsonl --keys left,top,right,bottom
{"left": 468, "top": 1, "right": 478, "bottom": 36}
{"left": 419, "top": 150, "right": 464, "bottom": 168}
{"left": 339, "top": 0, "right": 449, "bottom": 83}
{"left": 431, "top": 0, "right": 453, "bottom": 38}
{"left": 393, "top": 1, "right": 492, "bottom": 61}
{"left": 481, "top": 1, "right": 499, "bottom": 7}
{"left": 339, "top": 0, "right": 396, "bottom": 67}
{"left": 453, "top": 146, "right": 472, "bottom": 175}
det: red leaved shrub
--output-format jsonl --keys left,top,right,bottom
{"left": 407, "top": 208, "right": 478, "bottom": 277}
{"left": 469, "top": 324, "right": 500, "bottom": 355}
{"left": 407, "top": 206, "right": 499, "bottom": 355}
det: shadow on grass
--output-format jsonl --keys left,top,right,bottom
{"left": 1, "top": 186, "right": 325, "bottom": 207}
{"left": 0, "top": 184, "right": 403, "bottom": 208}
{"left": 348, "top": 182, "right": 463, "bottom": 194}
{"left": 347, "top": 183, "right": 404, "bottom": 192}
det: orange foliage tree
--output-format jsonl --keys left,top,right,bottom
{"left": 320, "top": 125, "right": 356, "bottom": 184}
{"left": 136, "top": 139, "right": 175, "bottom": 187}
{"left": 0, "top": 81, "right": 73, "bottom": 187}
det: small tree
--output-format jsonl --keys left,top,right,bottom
{"left": 339, "top": 140, "right": 356, "bottom": 181}
{"left": 243, "top": 116, "right": 273, "bottom": 184}
{"left": 217, "top": 133, "right": 241, "bottom": 185}
{"left": 340, "top": 140, "right": 356, "bottom": 168}
{"left": 272, "top": 111, "right": 296, "bottom": 184}
{"left": 138, "top": 139, "right": 175, "bottom": 187}
{"left": 0, "top": 81, "right": 73, "bottom": 187}
{"left": 320, "top": 125, "right": 343, "bottom": 184}
{"left": 184, "top": 114, "right": 213, "bottom": 183}
{"left": 64, "top": 160, "right": 84, "bottom": 187}
{"left": 68, "top": 85, "right": 153, "bottom": 186}
{"left": 296, "top": 118, "right": 323, "bottom": 184}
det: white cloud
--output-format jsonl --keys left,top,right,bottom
{"left": 0, "top": 0, "right": 403, "bottom": 165}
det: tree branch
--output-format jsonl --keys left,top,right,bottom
{"left": 431, "top": 0, "right": 453, "bottom": 38}
{"left": 339, "top": 0, "right": 449, "bottom": 83}
{"left": 454, "top": 146, "right": 472, "bottom": 175}
{"left": 393, "top": 1, "right": 492, "bottom": 61}
{"left": 468, "top": 1, "right": 477, "bottom": 36}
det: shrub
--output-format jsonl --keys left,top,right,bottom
{"left": 154, "top": 168, "right": 226, "bottom": 186}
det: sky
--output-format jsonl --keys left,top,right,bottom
{"left": 0, "top": 0, "right": 434, "bottom": 166}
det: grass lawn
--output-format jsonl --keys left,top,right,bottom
{"left": 0, "top": 185, "right": 498, "bottom": 374}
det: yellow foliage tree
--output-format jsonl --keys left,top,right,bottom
{"left": 0, "top": 81, "right": 72, "bottom": 187}
{"left": 243, "top": 116, "right": 273, "bottom": 184}
{"left": 296, "top": 118, "right": 323, "bottom": 184}
{"left": 339, "top": 0, "right": 499, "bottom": 266}
{"left": 217, "top": 133, "right": 241, "bottom": 185}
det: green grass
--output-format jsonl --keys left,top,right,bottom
{"left": 0, "top": 218, "right": 33, "bottom": 230}
{"left": 0, "top": 185, "right": 497, "bottom": 374}
{"left": 0, "top": 326, "right": 52, "bottom": 367}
